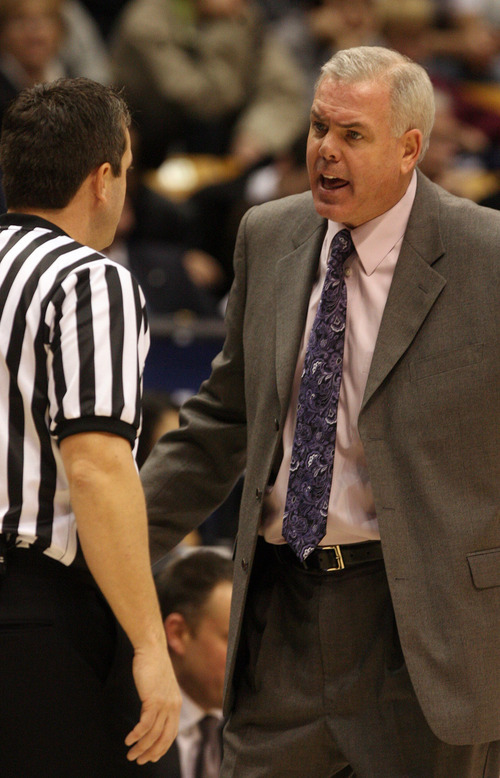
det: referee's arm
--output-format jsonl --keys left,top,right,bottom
{"left": 60, "top": 429, "right": 182, "bottom": 765}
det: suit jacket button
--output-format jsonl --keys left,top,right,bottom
{"left": 241, "top": 558, "right": 249, "bottom": 572}
{"left": 255, "top": 488, "right": 263, "bottom": 501}
{"left": 274, "top": 418, "right": 280, "bottom": 431}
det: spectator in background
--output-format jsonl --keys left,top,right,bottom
{"left": 155, "top": 550, "right": 233, "bottom": 778}
{"left": 111, "top": 0, "right": 308, "bottom": 288}
{"left": 110, "top": 0, "right": 307, "bottom": 171}
{"left": 440, "top": 0, "right": 500, "bottom": 28}
{"left": 418, "top": 86, "right": 498, "bottom": 200}
{"left": 103, "top": 125, "right": 228, "bottom": 311}
{"left": 429, "top": 0, "right": 500, "bottom": 80}
{"left": 59, "top": 0, "right": 111, "bottom": 83}
{"left": 379, "top": 0, "right": 499, "bottom": 80}
{"left": 275, "top": 0, "right": 381, "bottom": 104}
{"left": 379, "top": 0, "right": 500, "bottom": 174}
{"left": 378, "top": 0, "right": 435, "bottom": 66}
{"left": 0, "top": 0, "right": 110, "bottom": 125}
{"left": 0, "top": 0, "right": 63, "bottom": 121}
{"left": 105, "top": 191, "right": 224, "bottom": 318}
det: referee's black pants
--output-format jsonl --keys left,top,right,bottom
{"left": 0, "top": 546, "right": 170, "bottom": 777}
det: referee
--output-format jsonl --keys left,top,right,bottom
{"left": 0, "top": 79, "right": 181, "bottom": 776}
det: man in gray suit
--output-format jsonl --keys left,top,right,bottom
{"left": 141, "top": 46, "right": 500, "bottom": 776}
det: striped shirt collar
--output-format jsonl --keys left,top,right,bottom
{"left": 0, "top": 212, "right": 70, "bottom": 238}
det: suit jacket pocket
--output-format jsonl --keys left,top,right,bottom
{"left": 409, "top": 343, "right": 483, "bottom": 381}
{"left": 467, "top": 547, "right": 500, "bottom": 589}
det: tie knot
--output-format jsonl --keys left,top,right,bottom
{"left": 329, "top": 229, "right": 353, "bottom": 266}
{"left": 198, "top": 715, "right": 219, "bottom": 741}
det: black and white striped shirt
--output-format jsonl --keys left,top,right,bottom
{"left": 0, "top": 214, "right": 150, "bottom": 565}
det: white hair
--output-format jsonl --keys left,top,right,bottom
{"left": 318, "top": 46, "right": 435, "bottom": 160}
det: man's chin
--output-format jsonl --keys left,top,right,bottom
{"left": 312, "top": 190, "right": 349, "bottom": 223}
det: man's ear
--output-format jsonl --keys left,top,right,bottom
{"left": 92, "top": 161, "right": 112, "bottom": 204}
{"left": 164, "top": 612, "right": 190, "bottom": 657}
{"left": 401, "top": 128, "right": 422, "bottom": 174}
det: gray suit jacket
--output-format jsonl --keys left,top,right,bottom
{"left": 141, "top": 171, "right": 500, "bottom": 745}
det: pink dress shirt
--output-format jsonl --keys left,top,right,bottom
{"left": 261, "top": 172, "right": 417, "bottom": 545}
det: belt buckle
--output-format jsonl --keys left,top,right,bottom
{"left": 323, "top": 545, "right": 345, "bottom": 572}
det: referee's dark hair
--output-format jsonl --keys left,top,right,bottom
{"left": 0, "top": 77, "right": 131, "bottom": 211}
{"left": 155, "top": 550, "right": 233, "bottom": 633}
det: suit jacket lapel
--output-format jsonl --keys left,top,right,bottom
{"left": 275, "top": 202, "right": 325, "bottom": 410}
{"left": 361, "top": 173, "right": 447, "bottom": 410}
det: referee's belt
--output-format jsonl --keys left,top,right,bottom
{"left": 275, "top": 540, "right": 383, "bottom": 573}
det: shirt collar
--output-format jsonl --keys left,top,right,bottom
{"left": 0, "top": 212, "right": 70, "bottom": 239}
{"left": 326, "top": 170, "right": 417, "bottom": 276}
{"left": 178, "top": 690, "right": 222, "bottom": 736}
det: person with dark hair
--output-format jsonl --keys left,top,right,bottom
{"left": 155, "top": 550, "right": 233, "bottom": 778}
{"left": 0, "top": 77, "right": 181, "bottom": 777}
{"left": 141, "top": 46, "right": 500, "bottom": 777}
{"left": 0, "top": 76, "right": 128, "bottom": 209}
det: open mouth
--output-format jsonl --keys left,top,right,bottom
{"left": 320, "top": 175, "right": 349, "bottom": 190}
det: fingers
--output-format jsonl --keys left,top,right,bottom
{"left": 126, "top": 642, "right": 182, "bottom": 764}
{"left": 125, "top": 702, "right": 178, "bottom": 764}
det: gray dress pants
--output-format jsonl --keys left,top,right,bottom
{"left": 221, "top": 538, "right": 500, "bottom": 778}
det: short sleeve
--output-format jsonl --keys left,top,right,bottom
{"left": 45, "top": 259, "right": 150, "bottom": 445}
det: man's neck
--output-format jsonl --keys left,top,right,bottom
{"left": 8, "top": 207, "right": 93, "bottom": 249}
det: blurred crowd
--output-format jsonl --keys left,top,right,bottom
{"left": 1, "top": 0, "right": 499, "bottom": 320}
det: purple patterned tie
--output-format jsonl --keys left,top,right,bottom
{"left": 282, "top": 229, "right": 353, "bottom": 561}
{"left": 195, "top": 715, "right": 221, "bottom": 778}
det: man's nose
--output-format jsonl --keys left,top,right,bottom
{"left": 319, "top": 132, "right": 340, "bottom": 162}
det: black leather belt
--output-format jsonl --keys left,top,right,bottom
{"left": 275, "top": 540, "right": 383, "bottom": 573}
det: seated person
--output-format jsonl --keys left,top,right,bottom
{"left": 0, "top": 0, "right": 63, "bottom": 123}
{"left": 110, "top": 0, "right": 308, "bottom": 170}
{"left": 0, "top": 0, "right": 110, "bottom": 126}
{"left": 154, "top": 549, "right": 234, "bottom": 778}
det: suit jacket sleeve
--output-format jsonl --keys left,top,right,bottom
{"left": 140, "top": 209, "right": 253, "bottom": 562}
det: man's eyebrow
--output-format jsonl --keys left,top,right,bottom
{"left": 337, "top": 120, "right": 367, "bottom": 130}
{"left": 310, "top": 107, "right": 368, "bottom": 130}
{"left": 310, "top": 107, "right": 324, "bottom": 120}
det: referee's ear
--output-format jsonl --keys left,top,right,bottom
{"left": 92, "top": 161, "right": 113, "bottom": 205}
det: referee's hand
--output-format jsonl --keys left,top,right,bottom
{"left": 125, "top": 643, "right": 182, "bottom": 764}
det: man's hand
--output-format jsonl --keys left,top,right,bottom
{"left": 125, "top": 643, "right": 182, "bottom": 764}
